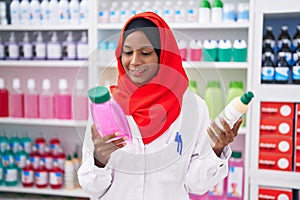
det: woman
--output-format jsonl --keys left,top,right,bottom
{"left": 78, "top": 12, "right": 242, "bottom": 200}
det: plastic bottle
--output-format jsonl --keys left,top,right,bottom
{"left": 204, "top": 81, "right": 224, "bottom": 120}
{"left": 20, "top": 32, "right": 33, "bottom": 60}
{"left": 47, "top": 31, "right": 62, "bottom": 60}
{"left": 109, "top": 1, "right": 120, "bottom": 23}
{"left": 279, "top": 39, "right": 293, "bottom": 66}
{"left": 0, "top": 158, "right": 3, "bottom": 185}
{"left": 4, "top": 157, "right": 18, "bottom": 186}
{"left": 72, "top": 152, "right": 81, "bottom": 188}
{"left": 53, "top": 146, "right": 65, "bottom": 170}
{"left": 2, "top": 144, "right": 13, "bottom": 167}
{"left": 39, "top": 79, "right": 55, "bottom": 119}
{"left": 29, "top": 0, "right": 41, "bottom": 26}
{"left": 14, "top": 145, "right": 27, "bottom": 180}
{"left": 212, "top": 91, "right": 254, "bottom": 134}
{"left": 40, "top": 0, "right": 50, "bottom": 25}
{"left": 79, "top": 0, "right": 88, "bottom": 25}
{"left": 24, "top": 78, "right": 39, "bottom": 118}
{"left": 292, "top": 52, "right": 300, "bottom": 84}
{"left": 33, "top": 31, "right": 46, "bottom": 60}
{"left": 188, "top": 80, "right": 199, "bottom": 95}
{"left": 64, "top": 154, "right": 75, "bottom": 189}
{"left": 48, "top": 0, "right": 59, "bottom": 25}
{"left": 77, "top": 31, "right": 88, "bottom": 60}
{"left": 20, "top": 132, "right": 32, "bottom": 155}
{"left": 163, "top": 1, "right": 175, "bottom": 23}
{"left": 292, "top": 25, "right": 300, "bottom": 51}
{"left": 0, "top": 36, "right": 4, "bottom": 60}
{"left": 236, "top": 3, "right": 249, "bottom": 22}
{"left": 174, "top": 0, "right": 186, "bottom": 23}
{"left": 88, "top": 86, "right": 132, "bottom": 144}
{"left": 186, "top": 0, "right": 198, "bottom": 22}
{"left": 223, "top": 3, "right": 235, "bottom": 23}
{"left": 49, "top": 160, "right": 63, "bottom": 189}
{"left": 20, "top": 0, "right": 30, "bottom": 25}
{"left": 292, "top": 39, "right": 300, "bottom": 64}
{"left": 98, "top": 1, "right": 109, "bottom": 23}
{"left": 73, "top": 79, "right": 88, "bottom": 120}
{"left": 275, "top": 52, "right": 290, "bottom": 84}
{"left": 211, "top": 0, "right": 223, "bottom": 24}
{"left": 55, "top": 79, "right": 72, "bottom": 119}
{"left": 21, "top": 159, "right": 34, "bottom": 187}
{"left": 29, "top": 145, "right": 40, "bottom": 170}
{"left": 189, "top": 39, "right": 202, "bottom": 61}
{"left": 263, "top": 26, "right": 276, "bottom": 51}
{"left": 69, "top": 0, "right": 79, "bottom": 25}
{"left": 62, "top": 31, "right": 76, "bottom": 60}
{"left": 278, "top": 26, "right": 291, "bottom": 50}
{"left": 0, "top": 132, "right": 9, "bottom": 153}
{"left": 0, "top": 2, "right": 7, "bottom": 25}
{"left": 203, "top": 39, "right": 218, "bottom": 62}
{"left": 34, "top": 160, "right": 48, "bottom": 188}
{"left": 41, "top": 146, "right": 53, "bottom": 171}
{"left": 0, "top": 78, "right": 9, "bottom": 117}
{"left": 10, "top": 0, "right": 20, "bottom": 25}
{"left": 9, "top": 132, "right": 20, "bottom": 154}
{"left": 227, "top": 151, "right": 244, "bottom": 200}
{"left": 233, "top": 39, "right": 247, "bottom": 62}
{"left": 49, "top": 135, "right": 61, "bottom": 155}
{"left": 35, "top": 134, "right": 46, "bottom": 156}
{"left": 6, "top": 32, "right": 19, "bottom": 60}
{"left": 178, "top": 39, "right": 188, "bottom": 61}
{"left": 58, "top": 0, "right": 69, "bottom": 25}
{"left": 198, "top": 0, "right": 211, "bottom": 23}
{"left": 119, "top": 1, "right": 131, "bottom": 23}
{"left": 218, "top": 39, "right": 232, "bottom": 62}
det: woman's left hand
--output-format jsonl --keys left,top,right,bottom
{"left": 207, "top": 117, "right": 243, "bottom": 157}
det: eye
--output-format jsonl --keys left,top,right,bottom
{"left": 141, "top": 51, "right": 152, "bottom": 56}
{"left": 122, "top": 50, "right": 132, "bottom": 55}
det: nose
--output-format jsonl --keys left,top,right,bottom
{"left": 130, "top": 52, "right": 142, "bottom": 69}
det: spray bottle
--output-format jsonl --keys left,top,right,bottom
{"left": 77, "top": 31, "right": 88, "bottom": 60}
{"left": 62, "top": 31, "right": 76, "bottom": 60}
{"left": 33, "top": 31, "right": 46, "bottom": 60}
{"left": 0, "top": 36, "right": 5, "bottom": 59}
{"left": 20, "top": 32, "right": 33, "bottom": 60}
{"left": 47, "top": 31, "right": 62, "bottom": 60}
{"left": 6, "top": 32, "right": 19, "bottom": 60}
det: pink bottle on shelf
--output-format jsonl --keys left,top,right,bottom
{"left": 9, "top": 78, "right": 24, "bottom": 118}
{"left": 0, "top": 78, "right": 9, "bottom": 117}
{"left": 227, "top": 151, "right": 244, "bottom": 200}
{"left": 73, "top": 79, "right": 88, "bottom": 120}
{"left": 39, "top": 79, "right": 55, "bottom": 119}
{"left": 24, "top": 79, "right": 39, "bottom": 118}
{"left": 55, "top": 79, "right": 72, "bottom": 119}
{"left": 88, "top": 86, "right": 132, "bottom": 144}
{"left": 178, "top": 39, "right": 188, "bottom": 61}
{"left": 189, "top": 39, "right": 203, "bottom": 61}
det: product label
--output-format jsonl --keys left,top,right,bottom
{"left": 208, "top": 180, "right": 224, "bottom": 196}
{"left": 293, "top": 66, "right": 300, "bottom": 80}
{"left": 35, "top": 171, "right": 48, "bottom": 185}
{"left": 5, "top": 168, "right": 17, "bottom": 182}
{"left": 187, "top": 8, "right": 197, "bottom": 22}
{"left": 261, "top": 66, "right": 275, "bottom": 81}
{"left": 23, "top": 43, "right": 33, "bottom": 58}
{"left": 22, "top": 170, "right": 34, "bottom": 183}
{"left": 0, "top": 44, "right": 5, "bottom": 58}
{"left": 41, "top": 157, "right": 53, "bottom": 170}
{"left": 8, "top": 44, "right": 19, "bottom": 59}
{"left": 35, "top": 43, "right": 46, "bottom": 58}
{"left": 77, "top": 43, "right": 88, "bottom": 59}
{"left": 275, "top": 67, "right": 290, "bottom": 81}
{"left": 227, "top": 166, "right": 243, "bottom": 198}
{"left": 50, "top": 171, "right": 63, "bottom": 185}
{"left": 15, "top": 155, "right": 27, "bottom": 169}
{"left": 47, "top": 44, "right": 62, "bottom": 59}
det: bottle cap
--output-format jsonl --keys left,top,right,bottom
{"left": 27, "top": 79, "right": 35, "bottom": 90}
{"left": 207, "top": 81, "right": 220, "bottom": 88}
{"left": 212, "top": 0, "right": 223, "bottom": 8}
{"left": 42, "top": 79, "right": 51, "bottom": 90}
{"left": 23, "top": 32, "right": 30, "bottom": 43}
{"left": 240, "top": 91, "right": 254, "bottom": 105}
{"left": 58, "top": 79, "right": 68, "bottom": 90}
{"left": 12, "top": 78, "right": 20, "bottom": 89}
{"left": 88, "top": 86, "right": 111, "bottom": 104}
{"left": 229, "top": 81, "right": 243, "bottom": 89}
{"left": 266, "top": 26, "right": 273, "bottom": 31}
{"left": 281, "top": 26, "right": 288, "bottom": 31}
{"left": 189, "top": 80, "right": 197, "bottom": 88}
{"left": 231, "top": 151, "right": 242, "bottom": 158}
{"left": 200, "top": 0, "right": 211, "bottom": 8}
{"left": 0, "top": 78, "right": 4, "bottom": 88}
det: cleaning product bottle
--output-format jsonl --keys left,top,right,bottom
{"left": 0, "top": 132, "right": 9, "bottom": 153}
{"left": 58, "top": 0, "right": 69, "bottom": 25}
{"left": 54, "top": 79, "right": 72, "bottom": 119}
{"left": 0, "top": 158, "right": 4, "bottom": 185}
{"left": 88, "top": 86, "right": 132, "bottom": 144}
{"left": 33, "top": 32, "right": 46, "bottom": 60}
{"left": 6, "top": 32, "right": 19, "bottom": 60}
{"left": 47, "top": 31, "right": 62, "bottom": 60}
{"left": 0, "top": 36, "right": 5, "bottom": 60}
{"left": 49, "top": 135, "right": 61, "bottom": 155}
{"left": 204, "top": 81, "right": 224, "bottom": 120}
{"left": 9, "top": 132, "right": 20, "bottom": 154}
{"left": 2, "top": 144, "right": 13, "bottom": 167}
{"left": 189, "top": 39, "right": 202, "bottom": 61}
{"left": 77, "top": 31, "right": 88, "bottom": 60}
{"left": 212, "top": 91, "right": 254, "bottom": 134}
{"left": 72, "top": 151, "right": 81, "bottom": 188}
{"left": 29, "top": 0, "right": 41, "bottom": 26}
{"left": 73, "top": 79, "right": 88, "bottom": 120}
{"left": 40, "top": 0, "right": 49, "bottom": 25}
{"left": 39, "top": 79, "right": 54, "bottom": 119}
{"left": 9, "top": 78, "right": 24, "bottom": 118}
{"left": 203, "top": 39, "right": 218, "bottom": 62}
{"left": 34, "top": 160, "right": 48, "bottom": 188}
{"left": 211, "top": 0, "right": 223, "bottom": 24}
{"left": 198, "top": 0, "right": 211, "bottom": 23}
{"left": 14, "top": 145, "right": 27, "bottom": 181}
{"left": 20, "top": 132, "right": 31, "bottom": 155}
{"left": 10, "top": 0, "right": 20, "bottom": 25}
{"left": 21, "top": 159, "right": 34, "bottom": 187}
{"left": 48, "top": 0, "right": 59, "bottom": 25}
{"left": 0, "top": 78, "right": 9, "bottom": 117}
{"left": 62, "top": 31, "right": 76, "bottom": 60}
{"left": 20, "top": 32, "right": 33, "bottom": 60}
{"left": 186, "top": 0, "right": 198, "bottom": 22}
{"left": 41, "top": 146, "right": 53, "bottom": 171}
{"left": 79, "top": 0, "right": 88, "bottom": 25}
{"left": 35, "top": 133, "right": 46, "bottom": 156}
{"left": 4, "top": 156, "right": 18, "bottom": 186}
{"left": 20, "top": 0, "right": 30, "bottom": 25}
{"left": 218, "top": 39, "right": 232, "bottom": 62}
{"left": 29, "top": 145, "right": 40, "bottom": 170}
{"left": 69, "top": 0, "right": 80, "bottom": 25}
{"left": 53, "top": 146, "right": 65, "bottom": 170}
{"left": 24, "top": 78, "right": 39, "bottom": 118}
{"left": 49, "top": 160, "right": 63, "bottom": 189}
{"left": 233, "top": 39, "right": 247, "bottom": 62}
{"left": 178, "top": 39, "right": 188, "bottom": 61}
{"left": 64, "top": 154, "right": 75, "bottom": 189}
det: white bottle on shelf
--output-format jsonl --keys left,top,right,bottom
{"left": 20, "top": 32, "right": 33, "bottom": 60}
{"left": 119, "top": 0, "right": 131, "bottom": 23}
{"left": 174, "top": 0, "right": 186, "bottom": 23}
{"left": 64, "top": 154, "right": 75, "bottom": 189}
{"left": 58, "top": 0, "right": 70, "bottom": 25}
{"left": 79, "top": 0, "right": 88, "bottom": 25}
{"left": 69, "top": 0, "right": 80, "bottom": 25}
{"left": 20, "top": 0, "right": 30, "bottom": 25}
{"left": 40, "top": 0, "right": 50, "bottom": 25}
{"left": 73, "top": 79, "right": 88, "bottom": 120}
{"left": 6, "top": 32, "right": 19, "bottom": 60}
{"left": 48, "top": 0, "right": 59, "bottom": 25}
{"left": 47, "top": 31, "right": 62, "bottom": 60}
{"left": 10, "top": 0, "right": 20, "bottom": 25}
{"left": 98, "top": 1, "right": 109, "bottom": 23}
{"left": 33, "top": 31, "right": 46, "bottom": 60}
{"left": 77, "top": 31, "right": 88, "bottom": 60}
{"left": 29, "top": 0, "right": 41, "bottom": 26}
{"left": 0, "top": 36, "right": 5, "bottom": 59}
{"left": 186, "top": 0, "right": 198, "bottom": 22}
{"left": 62, "top": 31, "right": 76, "bottom": 60}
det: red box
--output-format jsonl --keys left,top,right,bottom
{"left": 261, "top": 102, "right": 294, "bottom": 119}
{"left": 259, "top": 136, "right": 293, "bottom": 154}
{"left": 258, "top": 187, "right": 292, "bottom": 200}
{"left": 258, "top": 152, "right": 292, "bottom": 171}
{"left": 294, "top": 156, "right": 300, "bottom": 172}
{"left": 260, "top": 117, "right": 293, "bottom": 137}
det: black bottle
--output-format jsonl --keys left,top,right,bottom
{"left": 292, "top": 52, "right": 300, "bottom": 84}
{"left": 292, "top": 25, "right": 300, "bottom": 50}
{"left": 275, "top": 52, "right": 290, "bottom": 84}
{"left": 261, "top": 52, "right": 275, "bottom": 84}
{"left": 262, "top": 40, "right": 275, "bottom": 62}
{"left": 278, "top": 26, "right": 291, "bottom": 50}
{"left": 263, "top": 26, "right": 275, "bottom": 50}
{"left": 278, "top": 39, "right": 292, "bottom": 65}
{"left": 292, "top": 39, "right": 300, "bottom": 64}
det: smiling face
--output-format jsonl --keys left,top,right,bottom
{"left": 121, "top": 30, "right": 159, "bottom": 86}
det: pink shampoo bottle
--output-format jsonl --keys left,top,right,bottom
{"left": 55, "top": 79, "right": 72, "bottom": 119}
{"left": 24, "top": 79, "right": 39, "bottom": 118}
{"left": 39, "top": 79, "right": 54, "bottom": 119}
{"left": 88, "top": 86, "right": 132, "bottom": 144}
{"left": 9, "top": 78, "right": 24, "bottom": 118}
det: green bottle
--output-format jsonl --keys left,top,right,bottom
{"left": 2, "top": 144, "right": 13, "bottom": 167}
{"left": 189, "top": 80, "right": 199, "bottom": 95}
{"left": 9, "top": 132, "right": 20, "bottom": 154}
{"left": 20, "top": 132, "right": 32, "bottom": 155}
{"left": 0, "top": 131, "right": 9, "bottom": 153}
{"left": 204, "top": 81, "right": 224, "bottom": 120}
{"left": 14, "top": 145, "right": 28, "bottom": 181}
{"left": 4, "top": 157, "right": 18, "bottom": 186}
{"left": 0, "top": 153, "right": 3, "bottom": 185}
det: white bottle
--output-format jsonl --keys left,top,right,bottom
{"left": 10, "top": 0, "right": 20, "bottom": 25}
{"left": 119, "top": 1, "right": 131, "bottom": 23}
{"left": 163, "top": 0, "right": 175, "bottom": 23}
{"left": 198, "top": 0, "right": 211, "bottom": 23}
{"left": 79, "top": 0, "right": 88, "bottom": 25}
{"left": 40, "top": 0, "right": 49, "bottom": 25}
{"left": 0, "top": 36, "right": 4, "bottom": 59}
{"left": 69, "top": 0, "right": 80, "bottom": 25}
{"left": 174, "top": 0, "right": 186, "bottom": 23}
{"left": 98, "top": 1, "right": 109, "bottom": 23}
{"left": 58, "top": 0, "right": 69, "bottom": 25}
{"left": 20, "top": 0, "right": 30, "bottom": 25}
{"left": 47, "top": 32, "right": 62, "bottom": 60}
{"left": 24, "top": 78, "right": 39, "bottom": 118}
{"left": 29, "top": 0, "right": 41, "bottom": 26}
{"left": 64, "top": 155, "right": 75, "bottom": 189}
{"left": 109, "top": 1, "right": 120, "bottom": 23}
{"left": 33, "top": 31, "right": 46, "bottom": 60}
{"left": 48, "top": 0, "right": 59, "bottom": 25}
{"left": 6, "top": 32, "right": 19, "bottom": 60}
{"left": 211, "top": 0, "right": 223, "bottom": 24}
{"left": 76, "top": 31, "right": 88, "bottom": 60}
{"left": 20, "top": 32, "right": 32, "bottom": 60}
{"left": 186, "top": 0, "right": 198, "bottom": 22}
{"left": 153, "top": 1, "right": 163, "bottom": 17}
{"left": 73, "top": 79, "right": 88, "bottom": 120}
{"left": 62, "top": 31, "right": 76, "bottom": 60}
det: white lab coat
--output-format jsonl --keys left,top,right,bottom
{"left": 78, "top": 90, "right": 231, "bottom": 200}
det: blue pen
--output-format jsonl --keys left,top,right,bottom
{"left": 175, "top": 132, "right": 183, "bottom": 155}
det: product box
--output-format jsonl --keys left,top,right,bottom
{"left": 258, "top": 152, "right": 292, "bottom": 171}
{"left": 294, "top": 156, "right": 300, "bottom": 172}
{"left": 260, "top": 117, "right": 293, "bottom": 137}
{"left": 258, "top": 187, "right": 292, "bottom": 200}
{"left": 259, "top": 136, "right": 293, "bottom": 154}
{"left": 261, "top": 102, "right": 295, "bottom": 119}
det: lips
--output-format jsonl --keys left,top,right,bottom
{"left": 130, "top": 69, "right": 146, "bottom": 77}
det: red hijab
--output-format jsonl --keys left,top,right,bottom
{"left": 111, "top": 12, "right": 189, "bottom": 144}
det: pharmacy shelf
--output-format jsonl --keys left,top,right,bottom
{"left": 0, "top": 118, "right": 87, "bottom": 127}
{"left": 253, "top": 85, "right": 300, "bottom": 102}
{"left": 250, "top": 169, "right": 300, "bottom": 190}
{"left": 0, "top": 185, "right": 89, "bottom": 198}
{"left": 97, "top": 22, "right": 250, "bottom": 30}
{"left": 0, "top": 25, "right": 89, "bottom": 31}
{"left": 0, "top": 60, "right": 88, "bottom": 68}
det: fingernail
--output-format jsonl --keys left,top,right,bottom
{"left": 115, "top": 132, "right": 120, "bottom": 136}
{"left": 123, "top": 136, "right": 128, "bottom": 141}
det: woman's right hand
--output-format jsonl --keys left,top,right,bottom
{"left": 91, "top": 124, "right": 127, "bottom": 168}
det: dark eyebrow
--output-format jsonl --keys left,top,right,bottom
{"left": 123, "top": 45, "right": 154, "bottom": 49}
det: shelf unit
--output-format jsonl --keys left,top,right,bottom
{"left": 249, "top": 0, "right": 300, "bottom": 199}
